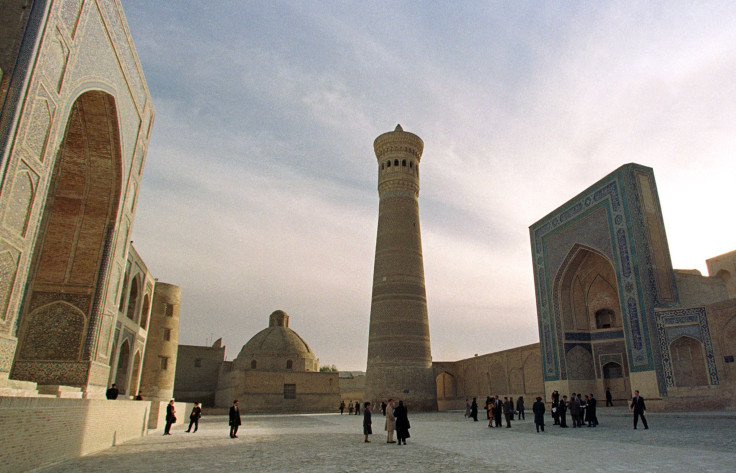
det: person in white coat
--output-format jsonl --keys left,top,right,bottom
{"left": 385, "top": 399, "right": 396, "bottom": 443}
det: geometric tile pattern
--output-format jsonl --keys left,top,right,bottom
{"left": 530, "top": 164, "right": 677, "bottom": 394}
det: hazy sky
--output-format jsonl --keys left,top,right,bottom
{"left": 121, "top": 1, "right": 736, "bottom": 370}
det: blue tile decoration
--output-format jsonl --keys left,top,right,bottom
{"left": 530, "top": 164, "right": 668, "bottom": 383}
{"left": 565, "top": 330, "right": 625, "bottom": 342}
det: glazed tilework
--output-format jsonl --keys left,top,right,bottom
{"left": 530, "top": 164, "right": 675, "bottom": 392}
{"left": 654, "top": 307, "right": 719, "bottom": 392}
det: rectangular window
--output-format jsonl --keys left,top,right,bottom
{"left": 159, "top": 356, "right": 168, "bottom": 370}
{"left": 194, "top": 358, "right": 202, "bottom": 368}
{"left": 284, "top": 384, "right": 296, "bottom": 399}
{"left": 163, "top": 328, "right": 171, "bottom": 341}
{"left": 164, "top": 303, "right": 174, "bottom": 317}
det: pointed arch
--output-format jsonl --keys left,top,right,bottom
{"left": 670, "top": 335, "right": 708, "bottom": 387}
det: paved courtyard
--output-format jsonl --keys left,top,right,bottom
{"left": 40, "top": 407, "right": 736, "bottom": 472}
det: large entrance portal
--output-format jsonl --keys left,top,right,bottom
{"left": 12, "top": 91, "right": 122, "bottom": 387}
{"left": 557, "top": 246, "right": 630, "bottom": 400}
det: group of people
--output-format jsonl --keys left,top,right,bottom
{"left": 464, "top": 395, "right": 526, "bottom": 427}
{"left": 163, "top": 400, "right": 203, "bottom": 435}
{"left": 549, "top": 391, "right": 599, "bottom": 428}
{"left": 362, "top": 399, "right": 411, "bottom": 445}
{"left": 339, "top": 400, "right": 362, "bottom": 415}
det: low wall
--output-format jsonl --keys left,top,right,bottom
{"left": 148, "top": 400, "right": 192, "bottom": 430}
{"left": 0, "top": 397, "right": 150, "bottom": 471}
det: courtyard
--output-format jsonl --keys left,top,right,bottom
{"left": 40, "top": 407, "right": 736, "bottom": 472}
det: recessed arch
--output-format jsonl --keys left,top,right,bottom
{"left": 140, "top": 293, "right": 150, "bottom": 329}
{"left": 115, "top": 339, "right": 131, "bottom": 394}
{"left": 15, "top": 89, "right": 123, "bottom": 379}
{"left": 126, "top": 275, "right": 140, "bottom": 321}
{"left": 670, "top": 335, "right": 708, "bottom": 387}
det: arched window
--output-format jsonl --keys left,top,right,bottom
{"left": 410, "top": 161, "right": 413, "bottom": 168}
{"left": 140, "top": 294, "right": 150, "bottom": 329}
{"left": 402, "top": 159, "right": 406, "bottom": 166}
{"left": 595, "top": 308, "right": 615, "bottom": 329}
{"left": 386, "top": 161, "right": 391, "bottom": 168}
{"left": 126, "top": 276, "right": 139, "bottom": 321}
{"left": 286, "top": 360, "right": 293, "bottom": 370}
{"left": 251, "top": 360, "right": 257, "bottom": 369}
{"left": 394, "top": 159, "right": 399, "bottom": 166}
{"left": 118, "top": 269, "right": 129, "bottom": 313}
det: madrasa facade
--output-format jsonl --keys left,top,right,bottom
{"left": 0, "top": 0, "right": 181, "bottom": 402}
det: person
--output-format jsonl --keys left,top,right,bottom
{"left": 348, "top": 401, "right": 354, "bottom": 415}
{"left": 494, "top": 395, "right": 503, "bottom": 428}
{"left": 605, "top": 387, "right": 613, "bottom": 407}
{"left": 363, "top": 402, "right": 372, "bottom": 442}
{"left": 134, "top": 391, "right": 143, "bottom": 400}
{"left": 586, "top": 393, "right": 598, "bottom": 427}
{"left": 558, "top": 395, "right": 568, "bottom": 427}
{"left": 381, "top": 401, "right": 387, "bottom": 416}
{"left": 485, "top": 396, "right": 494, "bottom": 427}
{"left": 578, "top": 393, "right": 585, "bottom": 427}
{"left": 551, "top": 391, "right": 560, "bottom": 425}
{"left": 106, "top": 384, "right": 119, "bottom": 400}
{"left": 516, "top": 396, "right": 525, "bottom": 420}
{"left": 532, "top": 396, "right": 545, "bottom": 432}
{"left": 569, "top": 392, "right": 580, "bottom": 428}
{"left": 163, "top": 400, "right": 176, "bottom": 435}
{"left": 229, "top": 400, "right": 242, "bottom": 438}
{"left": 355, "top": 401, "right": 360, "bottom": 415}
{"left": 503, "top": 397, "right": 513, "bottom": 428}
{"left": 630, "top": 390, "right": 649, "bottom": 429}
{"left": 186, "top": 402, "right": 202, "bottom": 433}
{"left": 394, "top": 400, "right": 410, "bottom": 445}
{"left": 385, "top": 399, "right": 396, "bottom": 443}
{"left": 470, "top": 397, "right": 478, "bottom": 421}
{"left": 339, "top": 400, "right": 345, "bottom": 415}
{"left": 464, "top": 399, "right": 471, "bottom": 419}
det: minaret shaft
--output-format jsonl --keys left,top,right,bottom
{"left": 364, "top": 125, "right": 436, "bottom": 411}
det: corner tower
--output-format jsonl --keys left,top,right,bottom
{"left": 365, "top": 125, "right": 436, "bottom": 411}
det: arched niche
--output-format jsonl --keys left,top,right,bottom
{"left": 115, "top": 339, "right": 131, "bottom": 394}
{"left": 126, "top": 275, "right": 140, "bottom": 321}
{"left": 17, "top": 90, "right": 122, "bottom": 371}
{"left": 558, "top": 247, "right": 620, "bottom": 332}
{"left": 435, "top": 371, "right": 457, "bottom": 400}
{"left": 670, "top": 336, "right": 709, "bottom": 387}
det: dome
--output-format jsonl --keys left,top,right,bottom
{"left": 233, "top": 310, "right": 318, "bottom": 371}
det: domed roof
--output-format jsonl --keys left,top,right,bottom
{"left": 233, "top": 311, "right": 316, "bottom": 368}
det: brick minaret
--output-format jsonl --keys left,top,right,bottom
{"left": 364, "top": 125, "right": 436, "bottom": 411}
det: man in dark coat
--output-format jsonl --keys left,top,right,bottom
{"left": 494, "top": 395, "right": 503, "bottom": 428}
{"left": 516, "top": 396, "right": 525, "bottom": 420}
{"left": 163, "top": 400, "right": 176, "bottom": 435}
{"left": 569, "top": 393, "right": 581, "bottom": 428}
{"left": 186, "top": 402, "right": 202, "bottom": 433}
{"left": 106, "top": 384, "right": 119, "bottom": 400}
{"left": 605, "top": 388, "right": 613, "bottom": 407}
{"left": 532, "top": 396, "right": 545, "bottom": 432}
{"left": 363, "top": 402, "right": 372, "bottom": 442}
{"left": 551, "top": 391, "right": 560, "bottom": 425}
{"left": 587, "top": 393, "right": 598, "bottom": 427}
{"left": 558, "top": 395, "right": 568, "bottom": 427}
{"left": 394, "top": 400, "right": 410, "bottom": 445}
{"left": 503, "top": 397, "right": 513, "bottom": 428}
{"left": 229, "top": 400, "right": 242, "bottom": 438}
{"left": 630, "top": 390, "right": 648, "bottom": 429}
{"left": 470, "top": 397, "right": 478, "bottom": 421}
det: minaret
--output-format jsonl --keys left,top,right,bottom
{"left": 364, "top": 125, "right": 436, "bottom": 411}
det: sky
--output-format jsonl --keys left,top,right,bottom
{"left": 120, "top": 1, "right": 736, "bottom": 370}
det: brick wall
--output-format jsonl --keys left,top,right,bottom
{"left": 0, "top": 397, "right": 151, "bottom": 471}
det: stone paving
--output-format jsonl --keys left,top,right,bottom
{"left": 39, "top": 407, "right": 736, "bottom": 472}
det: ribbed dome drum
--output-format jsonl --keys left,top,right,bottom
{"left": 233, "top": 310, "right": 318, "bottom": 372}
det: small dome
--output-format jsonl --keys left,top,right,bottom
{"left": 233, "top": 311, "right": 318, "bottom": 371}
